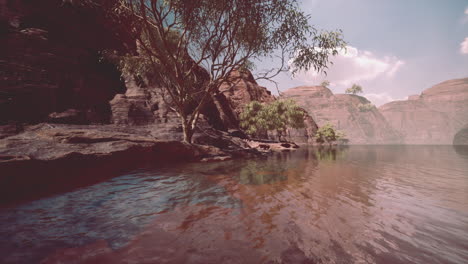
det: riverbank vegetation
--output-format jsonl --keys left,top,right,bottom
{"left": 315, "top": 122, "right": 346, "bottom": 145}
{"left": 240, "top": 99, "right": 305, "bottom": 141}
{"left": 106, "top": 0, "right": 345, "bottom": 143}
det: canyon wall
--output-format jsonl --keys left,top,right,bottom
{"left": 282, "top": 86, "right": 401, "bottom": 144}
{"left": 379, "top": 78, "right": 468, "bottom": 145}
{"left": 1, "top": 0, "right": 135, "bottom": 125}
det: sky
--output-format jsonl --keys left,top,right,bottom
{"left": 256, "top": 0, "right": 468, "bottom": 106}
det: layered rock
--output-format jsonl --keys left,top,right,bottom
{"left": 282, "top": 86, "right": 401, "bottom": 144}
{"left": 108, "top": 69, "right": 318, "bottom": 143}
{"left": 109, "top": 75, "right": 176, "bottom": 126}
{"left": 213, "top": 70, "right": 276, "bottom": 129}
{"left": 211, "top": 70, "right": 318, "bottom": 143}
{"left": 0, "top": 0, "right": 133, "bottom": 124}
{"left": 379, "top": 78, "right": 468, "bottom": 145}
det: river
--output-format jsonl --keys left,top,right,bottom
{"left": 1, "top": 146, "right": 468, "bottom": 263}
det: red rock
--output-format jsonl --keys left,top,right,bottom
{"left": 0, "top": 0, "right": 134, "bottom": 125}
{"left": 379, "top": 78, "right": 468, "bottom": 144}
{"left": 214, "top": 70, "right": 276, "bottom": 129}
{"left": 283, "top": 86, "right": 401, "bottom": 144}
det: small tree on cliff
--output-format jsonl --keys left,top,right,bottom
{"left": 345, "top": 84, "right": 363, "bottom": 95}
{"left": 320, "top": 80, "right": 330, "bottom": 88}
{"left": 122, "top": 0, "right": 346, "bottom": 143}
{"left": 240, "top": 99, "right": 305, "bottom": 141}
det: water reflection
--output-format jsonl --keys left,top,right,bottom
{"left": 0, "top": 146, "right": 467, "bottom": 264}
{"left": 314, "top": 146, "right": 349, "bottom": 161}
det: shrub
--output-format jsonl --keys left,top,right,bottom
{"left": 357, "top": 103, "right": 374, "bottom": 112}
{"left": 240, "top": 99, "right": 305, "bottom": 141}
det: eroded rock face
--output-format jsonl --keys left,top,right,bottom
{"left": 0, "top": 0, "right": 132, "bottom": 124}
{"left": 213, "top": 70, "right": 276, "bottom": 129}
{"left": 283, "top": 86, "right": 401, "bottom": 144}
{"left": 109, "top": 76, "right": 176, "bottom": 126}
{"left": 108, "top": 70, "right": 318, "bottom": 143}
{"left": 379, "top": 78, "right": 468, "bottom": 144}
{"left": 211, "top": 70, "right": 318, "bottom": 143}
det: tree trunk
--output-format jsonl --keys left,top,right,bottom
{"left": 182, "top": 119, "right": 194, "bottom": 144}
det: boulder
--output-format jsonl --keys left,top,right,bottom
{"left": 282, "top": 86, "right": 401, "bottom": 144}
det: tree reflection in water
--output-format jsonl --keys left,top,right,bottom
{"left": 314, "top": 146, "right": 349, "bottom": 161}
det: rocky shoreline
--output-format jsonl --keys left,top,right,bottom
{"left": 0, "top": 123, "right": 299, "bottom": 205}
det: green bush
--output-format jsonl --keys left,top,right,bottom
{"left": 240, "top": 99, "right": 305, "bottom": 141}
{"left": 357, "top": 103, "right": 374, "bottom": 112}
{"left": 315, "top": 123, "right": 346, "bottom": 145}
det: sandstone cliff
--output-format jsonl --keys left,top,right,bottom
{"left": 1, "top": 0, "right": 134, "bottom": 125}
{"left": 379, "top": 78, "right": 468, "bottom": 145}
{"left": 282, "top": 86, "right": 401, "bottom": 144}
{"left": 108, "top": 69, "right": 319, "bottom": 143}
{"left": 212, "top": 70, "right": 318, "bottom": 143}
{"left": 213, "top": 70, "right": 275, "bottom": 129}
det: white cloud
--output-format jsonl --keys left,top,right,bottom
{"left": 462, "top": 7, "right": 468, "bottom": 24}
{"left": 460, "top": 37, "right": 468, "bottom": 55}
{"left": 363, "top": 93, "right": 408, "bottom": 107}
{"left": 294, "top": 45, "right": 405, "bottom": 87}
{"left": 386, "top": 60, "right": 405, "bottom": 77}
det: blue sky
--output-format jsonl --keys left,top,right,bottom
{"left": 257, "top": 0, "right": 468, "bottom": 105}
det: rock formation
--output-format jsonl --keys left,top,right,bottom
{"left": 379, "top": 78, "right": 468, "bottom": 145}
{"left": 0, "top": 122, "right": 269, "bottom": 204}
{"left": 108, "top": 69, "right": 318, "bottom": 143}
{"left": 210, "top": 70, "right": 318, "bottom": 143}
{"left": 213, "top": 70, "right": 276, "bottom": 129}
{"left": 1, "top": 0, "right": 134, "bottom": 124}
{"left": 282, "top": 86, "right": 401, "bottom": 144}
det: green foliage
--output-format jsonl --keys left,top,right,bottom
{"left": 315, "top": 123, "right": 346, "bottom": 145}
{"left": 239, "top": 101, "right": 265, "bottom": 135}
{"left": 121, "top": 0, "right": 346, "bottom": 143}
{"left": 345, "top": 84, "right": 363, "bottom": 95}
{"left": 357, "top": 103, "right": 374, "bottom": 112}
{"left": 240, "top": 99, "right": 305, "bottom": 141}
{"left": 320, "top": 80, "right": 330, "bottom": 88}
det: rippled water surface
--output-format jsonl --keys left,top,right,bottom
{"left": 1, "top": 146, "right": 468, "bottom": 263}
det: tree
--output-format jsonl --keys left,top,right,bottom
{"left": 320, "top": 80, "right": 330, "bottom": 88}
{"left": 315, "top": 123, "right": 346, "bottom": 145}
{"left": 240, "top": 99, "right": 305, "bottom": 141}
{"left": 345, "top": 84, "right": 363, "bottom": 95}
{"left": 122, "top": 0, "right": 346, "bottom": 143}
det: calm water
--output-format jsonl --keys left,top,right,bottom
{"left": 1, "top": 146, "right": 468, "bottom": 263}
